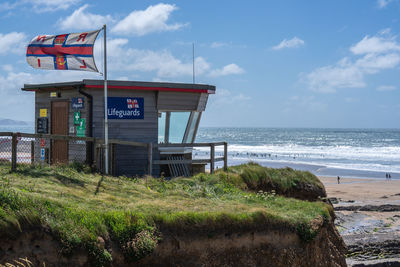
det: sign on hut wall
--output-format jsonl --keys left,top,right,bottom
{"left": 77, "top": 118, "right": 86, "bottom": 137}
{"left": 106, "top": 97, "right": 144, "bottom": 120}
{"left": 40, "top": 109, "right": 47, "bottom": 117}
{"left": 71, "top": 97, "right": 84, "bottom": 109}
{"left": 37, "top": 118, "right": 48, "bottom": 133}
{"left": 74, "top": 111, "right": 81, "bottom": 125}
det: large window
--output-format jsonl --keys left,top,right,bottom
{"left": 183, "top": 111, "right": 201, "bottom": 143}
{"left": 158, "top": 112, "right": 166, "bottom": 143}
{"left": 169, "top": 112, "right": 191, "bottom": 143}
{"left": 158, "top": 111, "right": 201, "bottom": 143}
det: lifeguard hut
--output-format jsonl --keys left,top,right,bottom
{"left": 22, "top": 79, "right": 222, "bottom": 177}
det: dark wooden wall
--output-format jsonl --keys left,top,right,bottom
{"left": 90, "top": 89, "right": 159, "bottom": 176}
{"left": 34, "top": 87, "right": 209, "bottom": 177}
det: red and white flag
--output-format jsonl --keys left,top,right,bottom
{"left": 26, "top": 30, "right": 100, "bottom": 72}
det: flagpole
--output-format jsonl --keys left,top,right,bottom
{"left": 103, "top": 24, "right": 109, "bottom": 174}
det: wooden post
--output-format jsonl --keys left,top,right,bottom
{"left": 147, "top": 143, "right": 153, "bottom": 176}
{"left": 210, "top": 143, "right": 215, "bottom": 174}
{"left": 48, "top": 139, "right": 52, "bottom": 166}
{"left": 31, "top": 140, "right": 35, "bottom": 164}
{"left": 111, "top": 143, "right": 116, "bottom": 176}
{"left": 108, "top": 142, "right": 113, "bottom": 176}
{"left": 93, "top": 141, "right": 99, "bottom": 171}
{"left": 11, "top": 133, "right": 17, "bottom": 172}
{"left": 223, "top": 142, "right": 228, "bottom": 171}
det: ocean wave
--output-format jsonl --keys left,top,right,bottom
{"left": 192, "top": 143, "right": 400, "bottom": 173}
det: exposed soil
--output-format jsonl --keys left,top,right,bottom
{"left": 0, "top": 218, "right": 346, "bottom": 267}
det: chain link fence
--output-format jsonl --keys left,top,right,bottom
{"left": 0, "top": 132, "right": 227, "bottom": 177}
{"left": 0, "top": 132, "right": 94, "bottom": 171}
{"left": 0, "top": 134, "right": 12, "bottom": 165}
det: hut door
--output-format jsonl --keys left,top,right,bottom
{"left": 51, "top": 101, "right": 68, "bottom": 164}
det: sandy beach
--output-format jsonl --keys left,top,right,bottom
{"left": 319, "top": 176, "right": 400, "bottom": 266}
{"left": 320, "top": 176, "right": 400, "bottom": 204}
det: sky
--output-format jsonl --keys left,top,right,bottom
{"left": 0, "top": 0, "right": 399, "bottom": 128}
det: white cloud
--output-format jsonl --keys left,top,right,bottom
{"left": 377, "top": 0, "right": 393, "bottom": 8}
{"left": 0, "top": 0, "right": 80, "bottom": 13}
{"left": 272, "top": 37, "right": 305, "bottom": 50}
{"left": 30, "top": 0, "right": 80, "bottom": 12}
{"left": 355, "top": 53, "right": 400, "bottom": 73}
{"left": 0, "top": 1, "right": 18, "bottom": 11}
{"left": 209, "top": 88, "right": 251, "bottom": 105}
{"left": 2, "top": 64, "right": 13, "bottom": 72}
{"left": 97, "top": 38, "right": 243, "bottom": 79}
{"left": 306, "top": 63, "right": 365, "bottom": 93}
{"left": 350, "top": 35, "right": 400, "bottom": 55}
{"left": 0, "top": 32, "right": 27, "bottom": 55}
{"left": 96, "top": 38, "right": 209, "bottom": 78}
{"left": 58, "top": 4, "right": 113, "bottom": 30}
{"left": 209, "top": 63, "right": 245, "bottom": 77}
{"left": 284, "top": 95, "right": 326, "bottom": 113}
{"left": 377, "top": 85, "right": 396, "bottom": 91}
{"left": 305, "top": 29, "right": 400, "bottom": 93}
{"left": 111, "top": 3, "right": 186, "bottom": 36}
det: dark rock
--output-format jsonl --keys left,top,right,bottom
{"left": 335, "top": 205, "right": 400, "bottom": 212}
{"left": 329, "top": 197, "right": 340, "bottom": 204}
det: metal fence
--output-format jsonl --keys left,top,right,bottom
{"left": 0, "top": 132, "right": 93, "bottom": 172}
{"left": 0, "top": 132, "right": 228, "bottom": 177}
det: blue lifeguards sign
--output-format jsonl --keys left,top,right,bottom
{"left": 71, "top": 97, "right": 84, "bottom": 109}
{"left": 107, "top": 97, "right": 144, "bottom": 119}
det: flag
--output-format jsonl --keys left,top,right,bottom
{"left": 26, "top": 29, "right": 100, "bottom": 72}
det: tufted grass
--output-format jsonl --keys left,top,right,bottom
{"left": 0, "top": 163, "right": 331, "bottom": 266}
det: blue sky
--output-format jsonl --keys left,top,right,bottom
{"left": 0, "top": 0, "right": 399, "bottom": 128}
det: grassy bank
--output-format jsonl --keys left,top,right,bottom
{"left": 0, "top": 163, "right": 331, "bottom": 265}
{"left": 225, "top": 162, "right": 326, "bottom": 200}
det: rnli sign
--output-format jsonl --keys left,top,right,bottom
{"left": 107, "top": 97, "right": 144, "bottom": 119}
{"left": 71, "top": 97, "right": 84, "bottom": 109}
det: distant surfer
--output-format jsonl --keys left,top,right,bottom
{"left": 337, "top": 176, "right": 340, "bottom": 184}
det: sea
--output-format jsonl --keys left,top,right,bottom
{"left": 195, "top": 127, "right": 400, "bottom": 179}
{"left": 2, "top": 125, "right": 399, "bottom": 179}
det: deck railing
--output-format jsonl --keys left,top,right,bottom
{"left": 154, "top": 142, "right": 228, "bottom": 175}
{"left": 0, "top": 132, "right": 227, "bottom": 176}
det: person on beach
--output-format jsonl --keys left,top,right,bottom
{"left": 386, "top": 173, "right": 388, "bottom": 180}
{"left": 337, "top": 176, "right": 340, "bottom": 184}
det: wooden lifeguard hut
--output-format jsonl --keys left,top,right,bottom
{"left": 22, "top": 79, "right": 224, "bottom": 177}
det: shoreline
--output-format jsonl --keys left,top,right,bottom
{"left": 210, "top": 158, "right": 400, "bottom": 180}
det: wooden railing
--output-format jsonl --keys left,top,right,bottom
{"left": 0, "top": 132, "right": 227, "bottom": 176}
{"left": 154, "top": 142, "right": 228, "bottom": 175}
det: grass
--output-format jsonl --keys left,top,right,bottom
{"left": 0, "top": 163, "right": 332, "bottom": 266}
{"left": 225, "top": 162, "right": 326, "bottom": 198}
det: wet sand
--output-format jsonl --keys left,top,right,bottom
{"left": 319, "top": 176, "right": 400, "bottom": 204}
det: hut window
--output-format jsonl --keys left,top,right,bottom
{"left": 158, "top": 112, "right": 167, "bottom": 143}
{"left": 183, "top": 111, "right": 201, "bottom": 143}
{"left": 168, "top": 112, "right": 190, "bottom": 143}
{"left": 158, "top": 111, "right": 201, "bottom": 144}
